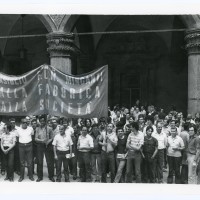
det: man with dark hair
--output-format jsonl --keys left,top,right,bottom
{"left": 114, "top": 127, "right": 127, "bottom": 183}
{"left": 31, "top": 118, "right": 38, "bottom": 175}
{"left": 187, "top": 124, "right": 200, "bottom": 184}
{"left": 143, "top": 126, "right": 158, "bottom": 183}
{"left": 138, "top": 114, "right": 145, "bottom": 132}
{"left": 35, "top": 115, "right": 54, "bottom": 182}
{"left": 53, "top": 125, "right": 73, "bottom": 182}
{"left": 166, "top": 127, "right": 184, "bottom": 184}
{"left": 77, "top": 125, "right": 94, "bottom": 182}
{"left": 90, "top": 123, "right": 102, "bottom": 182}
{"left": 9, "top": 118, "right": 20, "bottom": 176}
{"left": 126, "top": 122, "right": 144, "bottom": 183}
{"left": 17, "top": 118, "right": 34, "bottom": 182}
{"left": 99, "top": 123, "right": 118, "bottom": 183}
{"left": 180, "top": 122, "right": 190, "bottom": 184}
{"left": 143, "top": 115, "right": 156, "bottom": 136}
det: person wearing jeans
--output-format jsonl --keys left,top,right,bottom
{"left": 114, "top": 127, "right": 127, "bottom": 183}
{"left": 126, "top": 122, "right": 144, "bottom": 183}
{"left": 77, "top": 125, "right": 94, "bottom": 182}
{"left": 1, "top": 123, "right": 16, "bottom": 181}
{"left": 53, "top": 125, "right": 73, "bottom": 182}
{"left": 166, "top": 127, "right": 184, "bottom": 184}
{"left": 17, "top": 118, "right": 34, "bottom": 182}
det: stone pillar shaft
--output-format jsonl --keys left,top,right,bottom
{"left": 185, "top": 29, "right": 200, "bottom": 115}
{"left": 47, "top": 32, "right": 76, "bottom": 74}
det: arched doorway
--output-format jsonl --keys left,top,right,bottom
{"left": 0, "top": 14, "right": 49, "bottom": 75}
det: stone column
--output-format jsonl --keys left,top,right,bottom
{"left": 185, "top": 29, "right": 200, "bottom": 115}
{"left": 47, "top": 32, "right": 76, "bottom": 74}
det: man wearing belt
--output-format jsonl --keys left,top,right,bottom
{"left": 187, "top": 125, "right": 200, "bottom": 184}
{"left": 17, "top": 118, "right": 34, "bottom": 182}
{"left": 152, "top": 122, "right": 167, "bottom": 183}
{"left": 35, "top": 115, "right": 54, "bottom": 182}
{"left": 126, "top": 122, "right": 144, "bottom": 183}
{"left": 77, "top": 125, "right": 94, "bottom": 182}
{"left": 166, "top": 127, "right": 184, "bottom": 184}
{"left": 53, "top": 125, "right": 73, "bottom": 182}
{"left": 99, "top": 123, "right": 118, "bottom": 183}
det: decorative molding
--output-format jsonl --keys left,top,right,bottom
{"left": 185, "top": 29, "right": 200, "bottom": 54}
{"left": 46, "top": 33, "right": 77, "bottom": 57}
{"left": 49, "top": 15, "right": 65, "bottom": 31}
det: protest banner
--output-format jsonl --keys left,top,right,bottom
{"left": 0, "top": 65, "right": 108, "bottom": 118}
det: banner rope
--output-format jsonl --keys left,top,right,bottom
{"left": 0, "top": 28, "right": 187, "bottom": 39}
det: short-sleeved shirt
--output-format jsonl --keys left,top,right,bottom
{"left": 143, "top": 136, "right": 158, "bottom": 159}
{"left": 167, "top": 135, "right": 184, "bottom": 157}
{"left": 127, "top": 131, "right": 144, "bottom": 158}
{"left": 1, "top": 132, "right": 16, "bottom": 147}
{"left": 152, "top": 131, "right": 167, "bottom": 149}
{"left": 78, "top": 134, "right": 94, "bottom": 152}
{"left": 35, "top": 126, "right": 53, "bottom": 143}
{"left": 116, "top": 135, "right": 128, "bottom": 154}
{"left": 0, "top": 123, "right": 5, "bottom": 139}
{"left": 65, "top": 126, "right": 74, "bottom": 138}
{"left": 17, "top": 126, "right": 34, "bottom": 144}
{"left": 52, "top": 134, "right": 73, "bottom": 151}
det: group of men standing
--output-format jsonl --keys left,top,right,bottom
{"left": 0, "top": 111, "right": 199, "bottom": 184}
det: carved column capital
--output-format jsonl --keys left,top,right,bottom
{"left": 185, "top": 29, "right": 200, "bottom": 54}
{"left": 46, "top": 32, "right": 77, "bottom": 57}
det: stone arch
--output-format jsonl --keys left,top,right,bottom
{"left": 63, "top": 15, "right": 80, "bottom": 32}
{"left": 36, "top": 15, "right": 57, "bottom": 32}
{"left": 179, "top": 15, "right": 200, "bottom": 29}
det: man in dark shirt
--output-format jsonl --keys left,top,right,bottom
{"left": 114, "top": 127, "right": 127, "bottom": 183}
{"left": 142, "top": 126, "right": 158, "bottom": 183}
{"left": 187, "top": 125, "right": 200, "bottom": 184}
{"left": 90, "top": 124, "right": 102, "bottom": 182}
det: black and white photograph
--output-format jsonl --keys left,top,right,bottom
{"left": 0, "top": 1, "right": 200, "bottom": 199}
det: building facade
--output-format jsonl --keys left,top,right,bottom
{"left": 0, "top": 14, "right": 199, "bottom": 116}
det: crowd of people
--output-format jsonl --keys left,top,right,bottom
{"left": 0, "top": 102, "right": 200, "bottom": 184}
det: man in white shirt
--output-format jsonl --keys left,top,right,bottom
{"left": 53, "top": 125, "right": 73, "bottom": 182}
{"left": 63, "top": 118, "right": 75, "bottom": 178}
{"left": 17, "top": 118, "right": 34, "bottom": 182}
{"left": 152, "top": 122, "right": 167, "bottom": 183}
{"left": 77, "top": 125, "right": 94, "bottom": 182}
{"left": 166, "top": 127, "right": 184, "bottom": 184}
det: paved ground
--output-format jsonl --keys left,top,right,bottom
{"left": 0, "top": 159, "right": 169, "bottom": 183}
